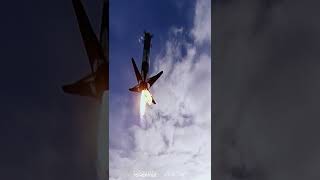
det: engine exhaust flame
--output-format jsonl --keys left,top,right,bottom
{"left": 140, "top": 90, "right": 153, "bottom": 119}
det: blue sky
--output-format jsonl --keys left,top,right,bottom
{"left": 109, "top": 0, "right": 194, "bottom": 94}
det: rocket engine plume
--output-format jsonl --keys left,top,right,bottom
{"left": 140, "top": 90, "right": 153, "bottom": 119}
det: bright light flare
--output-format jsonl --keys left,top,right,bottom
{"left": 140, "top": 89, "right": 153, "bottom": 119}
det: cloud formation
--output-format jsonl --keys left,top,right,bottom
{"left": 109, "top": 0, "right": 211, "bottom": 179}
{"left": 192, "top": 0, "right": 211, "bottom": 44}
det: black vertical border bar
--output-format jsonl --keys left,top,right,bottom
{"left": 211, "top": 0, "right": 215, "bottom": 179}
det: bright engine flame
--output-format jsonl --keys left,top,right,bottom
{"left": 140, "top": 90, "right": 153, "bottom": 119}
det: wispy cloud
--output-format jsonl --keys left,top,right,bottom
{"left": 109, "top": 0, "right": 211, "bottom": 179}
{"left": 192, "top": 0, "right": 211, "bottom": 45}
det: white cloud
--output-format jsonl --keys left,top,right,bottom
{"left": 109, "top": 0, "right": 211, "bottom": 179}
{"left": 191, "top": 0, "right": 211, "bottom": 44}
